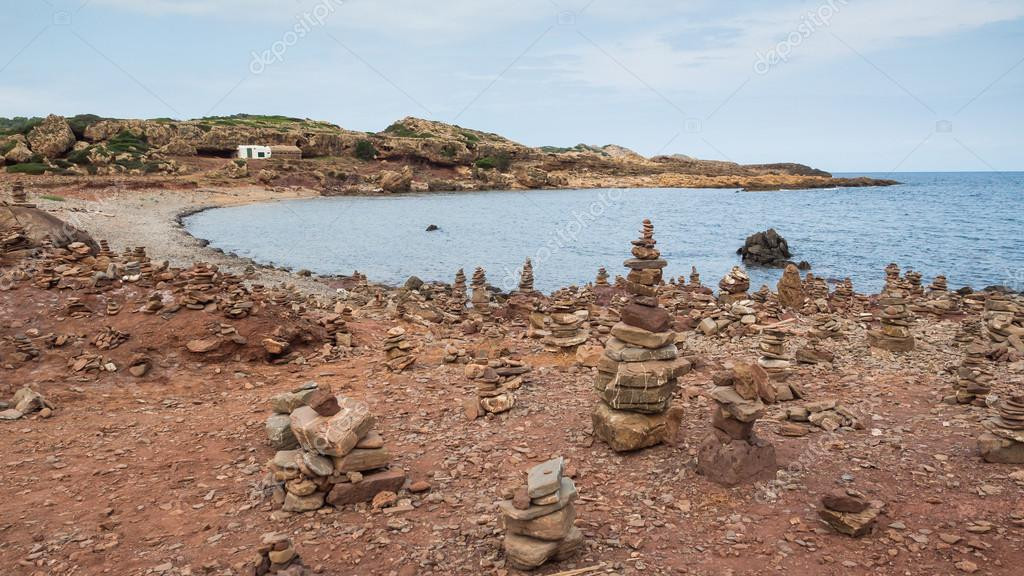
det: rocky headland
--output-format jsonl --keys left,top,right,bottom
{"left": 1, "top": 114, "right": 899, "bottom": 194}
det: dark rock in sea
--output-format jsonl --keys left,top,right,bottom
{"left": 404, "top": 276, "right": 424, "bottom": 291}
{"left": 297, "top": 269, "right": 312, "bottom": 277}
{"left": 425, "top": 224, "right": 439, "bottom": 232}
{"left": 737, "top": 228, "right": 805, "bottom": 268}
{"left": 197, "top": 238, "right": 210, "bottom": 247}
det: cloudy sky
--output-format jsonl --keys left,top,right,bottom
{"left": 2, "top": 0, "right": 1022, "bottom": 171}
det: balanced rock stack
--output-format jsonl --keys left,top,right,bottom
{"left": 953, "top": 343, "right": 993, "bottom": 405}
{"left": 757, "top": 328, "right": 793, "bottom": 380}
{"left": 819, "top": 490, "right": 883, "bottom": 537}
{"left": 265, "top": 386, "right": 405, "bottom": 512}
{"left": 698, "top": 363, "right": 777, "bottom": 485}
{"left": 462, "top": 358, "right": 529, "bottom": 419}
{"left": 498, "top": 458, "right": 582, "bottom": 571}
{"left": 689, "top": 266, "right": 701, "bottom": 288}
{"left": 518, "top": 258, "right": 536, "bottom": 293}
{"left": 595, "top": 267, "right": 609, "bottom": 286}
{"left": 541, "top": 299, "right": 588, "bottom": 351}
{"left": 978, "top": 393, "right": 1024, "bottom": 464}
{"left": 954, "top": 318, "right": 983, "bottom": 346}
{"left": 776, "top": 264, "right": 804, "bottom": 309}
{"left": 904, "top": 270, "right": 923, "bottom": 297}
{"left": 593, "top": 219, "right": 688, "bottom": 452}
{"left": 470, "top": 267, "right": 491, "bottom": 317}
{"left": 249, "top": 533, "right": 312, "bottom": 576}
{"left": 809, "top": 313, "right": 843, "bottom": 340}
{"left": 718, "top": 266, "right": 751, "bottom": 305}
{"left": 9, "top": 182, "right": 31, "bottom": 206}
{"left": 883, "top": 263, "right": 901, "bottom": 294}
{"left": 930, "top": 275, "right": 948, "bottom": 293}
{"left": 382, "top": 327, "right": 415, "bottom": 372}
{"left": 867, "top": 293, "right": 915, "bottom": 352}
{"left": 449, "top": 268, "right": 467, "bottom": 315}
{"left": 181, "top": 262, "right": 218, "bottom": 311}
{"left": 831, "top": 278, "right": 854, "bottom": 309}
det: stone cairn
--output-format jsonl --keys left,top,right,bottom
{"left": 698, "top": 363, "right": 777, "bottom": 485}
{"left": 930, "top": 275, "right": 948, "bottom": 292}
{"left": 463, "top": 357, "right": 530, "bottom": 419}
{"left": 867, "top": 292, "right": 915, "bottom": 352}
{"left": 592, "top": 219, "right": 688, "bottom": 452}
{"left": 952, "top": 343, "right": 993, "bottom": 405}
{"left": 541, "top": 299, "right": 588, "bottom": 351}
{"left": 383, "top": 326, "right": 415, "bottom": 372}
{"left": 831, "top": 277, "right": 854, "bottom": 310}
{"left": 978, "top": 392, "right": 1024, "bottom": 464}
{"left": 449, "top": 268, "right": 467, "bottom": 316}
{"left": 954, "top": 318, "right": 983, "bottom": 346}
{"left": 819, "top": 490, "right": 883, "bottom": 537}
{"left": 498, "top": 457, "right": 582, "bottom": 571}
{"left": 883, "top": 263, "right": 901, "bottom": 293}
{"left": 688, "top": 266, "right": 701, "bottom": 288}
{"left": 265, "top": 385, "right": 405, "bottom": 512}
{"left": 518, "top": 258, "right": 536, "bottom": 292}
{"left": 757, "top": 328, "right": 793, "bottom": 380}
{"left": 776, "top": 263, "right": 804, "bottom": 310}
{"left": 595, "top": 267, "right": 609, "bottom": 286}
{"left": 904, "top": 269, "right": 924, "bottom": 298}
{"left": 915, "top": 274, "right": 959, "bottom": 316}
{"left": 248, "top": 533, "right": 312, "bottom": 576}
{"left": 471, "top": 267, "right": 491, "bottom": 317}
{"left": 718, "top": 266, "right": 750, "bottom": 305}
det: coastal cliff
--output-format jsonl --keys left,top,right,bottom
{"left": 0, "top": 114, "right": 898, "bottom": 192}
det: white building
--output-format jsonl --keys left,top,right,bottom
{"left": 237, "top": 145, "right": 272, "bottom": 159}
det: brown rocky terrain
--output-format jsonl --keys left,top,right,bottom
{"left": 1, "top": 114, "right": 898, "bottom": 195}
{"left": 1, "top": 183, "right": 1022, "bottom": 576}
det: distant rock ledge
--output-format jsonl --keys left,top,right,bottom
{"left": 742, "top": 177, "right": 900, "bottom": 192}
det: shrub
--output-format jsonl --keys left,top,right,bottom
{"left": 474, "top": 153, "right": 511, "bottom": 172}
{"left": 0, "top": 140, "right": 16, "bottom": 155}
{"left": 6, "top": 163, "right": 48, "bottom": 175}
{"left": 41, "top": 194, "right": 65, "bottom": 201}
{"left": 67, "top": 114, "right": 108, "bottom": 139}
{"left": 0, "top": 116, "right": 43, "bottom": 136}
{"left": 106, "top": 130, "right": 149, "bottom": 154}
{"left": 354, "top": 139, "right": 377, "bottom": 161}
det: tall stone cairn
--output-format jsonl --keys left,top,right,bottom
{"left": 689, "top": 266, "right": 701, "bottom": 288}
{"left": 592, "top": 219, "right": 688, "bottom": 452}
{"left": 470, "top": 267, "right": 490, "bottom": 316}
{"left": 518, "top": 258, "right": 535, "bottom": 293}
{"left": 776, "top": 263, "right": 804, "bottom": 309}
{"left": 595, "top": 267, "right": 609, "bottom": 286}
{"left": 450, "top": 268, "right": 467, "bottom": 314}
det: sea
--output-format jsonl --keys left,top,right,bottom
{"left": 184, "top": 172, "right": 1024, "bottom": 295}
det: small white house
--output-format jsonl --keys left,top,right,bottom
{"left": 237, "top": 145, "right": 272, "bottom": 159}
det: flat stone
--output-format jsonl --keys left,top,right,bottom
{"left": 266, "top": 414, "right": 298, "bottom": 450}
{"left": 333, "top": 447, "right": 391, "bottom": 473}
{"left": 282, "top": 490, "right": 324, "bottom": 512}
{"left": 498, "top": 478, "right": 577, "bottom": 521}
{"left": 819, "top": 503, "right": 882, "bottom": 537}
{"left": 592, "top": 402, "right": 666, "bottom": 452}
{"left": 0, "top": 409, "right": 23, "bottom": 420}
{"left": 610, "top": 322, "right": 676, "bottom": 349}
{"left": 709, "top": 387, "right": 765, "bottom": 422}
{"left": 604, "top": 338, "right": 678, "bottom": 362}
{"left": 355, "top": 430, "right": 385, "bottom": 449}
{"left": 301, "top": 452, "right": 334, "bottom": 477}
{"left": 325, "top": 468, "right": 407, "bottom": 507}
{"left": 527, "top": 457, "right": 564, "bottom": 499}
{"left": 623, "top": 258, "right": 667, "bottom": 270}
{"left": 977, "top": 431, "right": 1024, "bottom": 463}
{"left": 503, "top": 503, "right": 576, "bottom": 542}
{"left": 504, "top": 527, "right": 582, "bottom": 570}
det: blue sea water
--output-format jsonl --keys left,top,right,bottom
{"left": 184, "top": 172, "right": 1024, "bottom": 294}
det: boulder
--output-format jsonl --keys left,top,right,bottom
{"left": 0, "top": 205, "right": 98, "bottom": 253}
{"left": 26, "top": 115, "right": 76, "bottom": 159}
{"left": 379, "top": 166, "right": 413, "bottom": 193}
{"left": 591, "top": 402, "right": 666, "bottom": 452}
{"left": 696, "top": 429, "right": 777, "bottom": 486}
{"left": 737, "top": 228, "right": 797, "bottom": 267}
{"left": 4, "top": 138, "right": 33, "bottom": 164}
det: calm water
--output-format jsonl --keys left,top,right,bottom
{"left": 185, "top": 172, "right": 1024, "bottom": 294}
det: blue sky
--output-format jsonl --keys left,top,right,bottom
{"left": 2, "top": 0, "right": 1022, "bottom": 172}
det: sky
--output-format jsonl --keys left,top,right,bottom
{"left": 1, "top": 0, "right": 1022, "bottom": 172}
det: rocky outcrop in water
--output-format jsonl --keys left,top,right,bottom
{"left": 737, "top": 228, "right": 808, "bottom": 268}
